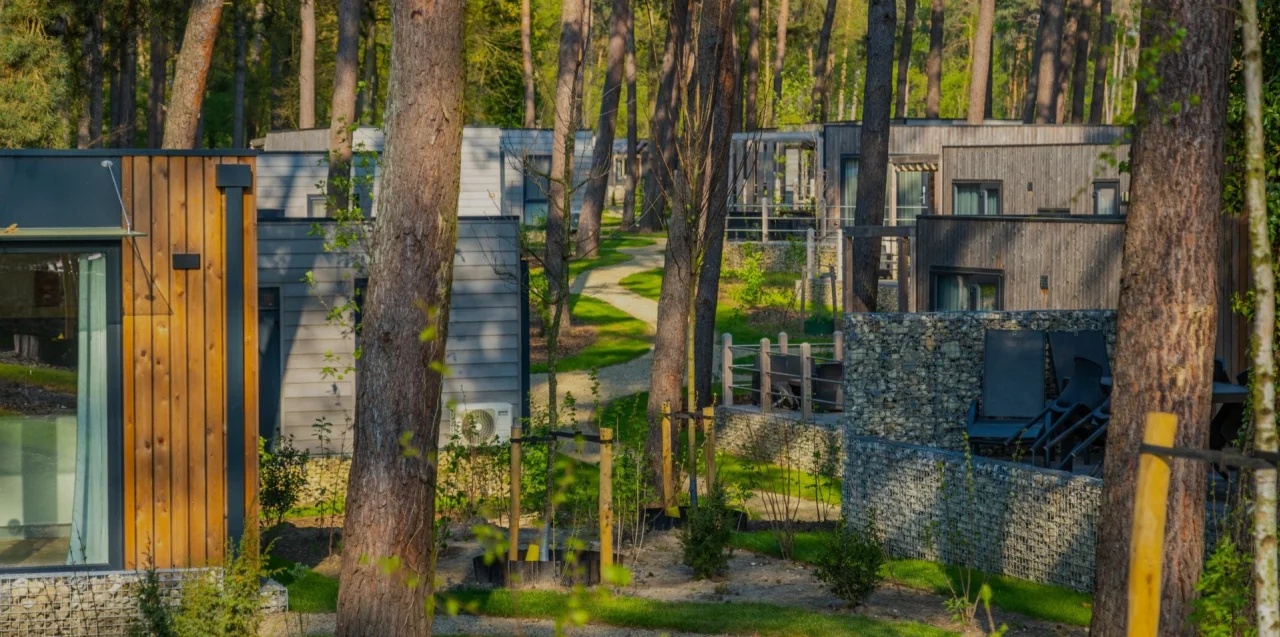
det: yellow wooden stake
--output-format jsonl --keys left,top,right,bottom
{"left": 599, "top": 428, "right": 614, "bottom": 570}
{"left": 661, "top": 402, "right": 677, "bottom": 516}
{"left": 702, "top": 406, "right": 717, "bottom": 486}
{"left": 509, "top": 425, "right": 522, "bottom": 563}
{"left": 1128, "top": 411, "right": 1178, "bottom": 637}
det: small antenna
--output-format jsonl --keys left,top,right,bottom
{"left": 101, "top": 160, "right": 133, "bottom": 233}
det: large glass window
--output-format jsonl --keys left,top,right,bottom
{"left": 953, "top": 182, "right": 1002, "bottom": 216}
{"left": 840, "top": 158, "right": 934, "bottom": 225}
{"left": 1094, "top": 181, "right": 1120, "bottom": 215}
{"left": 840, "top": 157, "right": 859, "bottom": 225}
{"left": 0, "top": 251, "right": 112, "bottom": 568}
{"left": 932, "top": 269, "right": 1003, "bottom": 311}
{"left": 523, "top": 155, "right": 552, "bottom": 225}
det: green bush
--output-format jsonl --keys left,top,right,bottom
{"left": 732, "top": 244, "right": 766, "bottom": 307}
{"left": 680, "top": 485, "right": 737, "bottom": 579}
{"left": 259, "top": 435, "right": 309, "bottom": 528}
{"left": 1190, "top": 536, "right": 1256, "bottom": 637}
{"left": 813, "top": 518, "right": 885, "bottom": 607}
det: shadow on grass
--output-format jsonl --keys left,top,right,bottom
{"left": 532, "top": 295, "right": 652, "bottom": 374}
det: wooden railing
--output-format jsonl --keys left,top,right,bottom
{"left": 721, "top": 331, "right": 846, "bottom": 419}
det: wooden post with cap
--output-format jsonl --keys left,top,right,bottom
{"left": 599, "top": 427, "right": 613, "bottom": 570}
{"left": 702, "top": 406, "right": 716, "bottom": 486}
{"left": 1128, "top": 412, "right": 1178, "bottom": 637}
{"left": 508, "top": 425, "right": 522, "bottom": 563}
{"left": 661, "top": 401, "right": 674, "bottom": 513}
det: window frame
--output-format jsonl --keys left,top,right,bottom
{"left": 0, "top": 241, "right": 124, "bottom": 574}
{"left": 1092, "top": 180, "right": 1121, "bottom": 216}
{"left": 952, "top": 180, "right": 1003, "bottom": 216}
{"left": 929, "top": 266, "right": 1005, "bottom": 312}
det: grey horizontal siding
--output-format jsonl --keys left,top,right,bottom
{"left": 258, "top": 217, "right": 527, "bottom": 453}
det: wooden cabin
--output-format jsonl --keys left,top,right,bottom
{"left": 0, "top": 151, "right": 258, "bottom": 573}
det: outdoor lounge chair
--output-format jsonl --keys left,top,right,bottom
{"left": 812, "top": 361, "right": 844, "bottom": 412}
{"left": 1007, "top": 357, "right": 1108, "bottom": 464}
{"left": 1048, "top": 330, "right": 1111, "bottom": 389}
{"left": 965, "top": 329, "right": 1047, "bottom": 450}
{"left": 1043, "top": 396, "right": 1110, "bottom": 467}
{"left": 1056, "top": 422, "right": 1108, "bottom": 477}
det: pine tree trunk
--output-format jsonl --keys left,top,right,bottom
{"left": 622, "top": 9, "right": 638, "bottom": 229}
{"left": 327, "top": 0, "right": 361, "bottom": 212}
{"left": 113, "top": 3, "right": 139, "bottom": 149}
{"left": 744, "top": 0, "right": 760, "bottom": 129}
{"left": 811, "top": 0, "right": 837, "bottom": 121}
{"left": 269, "top": 24, "right": 288, "bottom": 130}
{"left": 1088, "top": 0, "right": 1234, "bottom": 633}
{"left": 1087, "top": 0, "right": 1111, "bottom": 123}
{"left": 299, "top": 0, "right": 316, "bottom": 128}
{"left": 848, "top": 0, "right": 894, "bottom": 312}
{"left": 78, "top": 9, "right": 104, "bottom": 149}
{"left": 1032, "top": 0, "right": 1065, "bottom": 123}
{"left": 523, "top": 0, "right": 536, "bottom": 127}
{"left": 966, "top": 0, "right": 995, "bottom": 123}
{"left": 332, "top": 0, "right": 464, "bottom": 633}
{"left": 893, "top": 0, "right": 915, "bottom": 118}
{"left": 162, "top": 0, "right": 223, "bottom": 148}
{"left": 356, "top": 0, "right": 378, "bottom": 124}
{"left": 1053, "top": 0, "right": 1078, "bottom": 123}
{"left": 232, "top": 1, "right": 250, "bottom": 148}
{"left": 925, "top": 0, "right": 942, "bottom": 118}
{"left": 646, "top": 172, "right": 694, "bottom": 473}
{"left": 1068, "top": 0, "right": 1092, "bottom": 123}
{"left": 578, "top": 0, "right": 630, "bottom": 257}
{"left": 546, "top": 0, "right": 588, "bottom": 343}
{"left": 640, "top": 0, "right": 691, "bottom": 232}
{"left": 574, "top": 3, "right": 593, "bottom": 127}
{"left": 1021, "top": 2, "right": 1046, "bottom": 122}
{"left": 771, "top": 0, "right": 788, "bottom": 110}
{"left": 147, "top": 4, "right": 169, "bottom": 148}
{"left": 1241, "top": 0, "right": 1280, "bottom": 627}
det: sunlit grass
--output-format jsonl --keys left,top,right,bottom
{"left": 532, "top": 295, "right": 652, "bottom": 374}
{"left": 0, "top": 362, "right": 77, "bottom": 393}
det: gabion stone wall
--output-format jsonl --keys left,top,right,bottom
{"left": 841, "top": 310, "right": 1117, "bottom": 448}
{"left": 0, "top": 570, "right": 287, "bottom": 636}
{"left": 301, "top": 455, "right": 353, "bottom": 506}
{"left": 842, "top": 435, "right": 1101, "bottom": 592}
{"left": 715, "top": 407, "right": 844, "bottom": 475}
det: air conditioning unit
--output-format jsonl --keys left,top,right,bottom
{"left": 445, "top": 403, "right": 514, "bottom": 446}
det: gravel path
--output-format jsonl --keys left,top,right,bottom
{"left": 260, "top": 611, "right": 724, "bottom": 637}
{"left": 530, "top": 240, "right": 665, "bottom": 421}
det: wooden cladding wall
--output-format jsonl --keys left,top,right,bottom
{"left": 938, "top": 145, "right": 1131, "bottom": 216}
{"left": 120, "top": 155, "right": 258, "bottom": 569}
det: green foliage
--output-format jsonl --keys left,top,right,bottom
{"left": 813, "top": 517, "right": 885, "bottom": 607}
{"left": 0, "top": 0, "right": 69, "bottom": 148}
{"left": 731, "top": 244, "right": 768, "bottom": 308}
{"left": 127, "top": 555, "right": 176, "bottom": 637}
{"left": 1190, "top": 536, "right": 1257, "bottom": 637}
{"left": 530, "top": 294, "right": 652, "bottom": 374}
{"left": 258, "top": 435, "right": 310, "bottom": 528}
{"left": 679, "top": 485, "right": 737, "bottom": 579}
{"left": 265, "top": 554, "right": 340, "bottom": 613}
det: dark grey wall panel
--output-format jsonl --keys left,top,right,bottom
{"left": 0, "top": 156, "right": 124, "bottom": 228}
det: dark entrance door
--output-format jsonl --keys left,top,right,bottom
{"left": 258, "top": 287, "right": 282, "bottom": 444}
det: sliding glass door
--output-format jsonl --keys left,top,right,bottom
{"left": 0, "top": 248, "right": 118, "bottom": 570}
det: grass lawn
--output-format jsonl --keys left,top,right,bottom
{"left": 531, "top": 295, "right": 652, "bottom": 374}
{"left": 0, "top": 362, "right": 77, "bottom": 393}
{"left": 717, "top": 454, "right": 842, "bottom": 507}
{"left": 448, "top": 588, "right": 955, "bottom": 637}
{"left": 531, "top": 234, "right": 656, "bottom": 282}
{"left": 730, "top": 531, "right": 1093, "bottom": 627}
{"left": 266, "top": 555, "right": 340, "bottom": 613}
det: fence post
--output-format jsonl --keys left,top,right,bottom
{"left": 508, "top": 425, "right": 522, "bottom": 563}
{"left": 833, "top": 330, "right": 844, "bottom": 361}
{"left": 722, "top": 333, "right": 733, "bottom": 406}
{"left": 800, "top": 342, "right": 813, "bottom": 421}
{"left": 702, "top": 406, "right": 716, "bottom": 486}
{"left": 1128, "top": 412, "right": 1179, "bottom": 637}
{"left": 688, "top": 412, "right": 699, "bottom": 506}
{"left": 806, "top": 227, "right": 815, "bottom": 281}
{"left": 779, "top": 331, "right": 789, "bottom": 354}
{"left": 762, "top": 196, "right": 770, "bottom": 242}
{"left": 760, "top": 338, "right": 772, "bottom": 414}
{"left": 599, "top": 428, "right": 613, "bottom": 570}
{"left": 661, "top": 402, "right": 674, "bottom": 512}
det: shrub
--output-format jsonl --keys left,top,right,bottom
{"left": 259, "top": 435, "right": 309, "bottom": 528}
{"left": 1190, "top": 536, "right": 1256, "bottom": 637}
{"left": 680, "top": 485, "right": 737, "bottom": 579}
{"left": 733, "top": 244, "right": 766, "bottom": 307}
{"left": 813, "top": 517, "right": 885, "bottom": 607}
{"left": 127, "top": 554, "right": 176, "bottom": 637}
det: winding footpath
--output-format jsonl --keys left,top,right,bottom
{"left": 529, "top": 239, "right": 665, "bottom": 421}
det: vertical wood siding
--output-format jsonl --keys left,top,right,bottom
{"left": 938, "top": 145, "right": 1131, "bottom": 216}
{"left": 121, "top": 155, "right": 258, "bottom": 569}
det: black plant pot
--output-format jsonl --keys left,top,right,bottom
{"left": 472, "top": 548, "right": 624, "bottom": 587}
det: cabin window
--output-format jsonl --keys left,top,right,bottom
{"left": 1093, "top": 181, "right": 1120, "bottom": 215}
{"left": 840, "top": 157, "right": 859, "bottom": 225}
{"left": 0, "top": 248, "right": 119, "bottom": 570}
{"left": 931, "top": 268, "right": 1003, "bottom": 312}
{"left": 306, "top": 194, "right": 328, "bottom": 218}
{"left": 522, "top": 155, "right": 552, "bottom": 225}
{"left": 840, "top": 158, "right": 934, "bottom": 226}
{"left": 953, "top": 182, "right": 1001, "bottom": 216}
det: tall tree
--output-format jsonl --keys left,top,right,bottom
{"left": 1068, "top": 0, "right": 1093, "bottom": 122}
{"left": 232, "top": 1, "right": 251, "bottom": 147}
{"left": 1053, "top": 0, "right": 1079, "bottom": 122}
{"left": 640, "top": 0, "right": 692, "bottom": 231}
{"left": 1021, "top": 0, "right": 1047, "bottom": 122}
{"left": 1087, "top": 0, "right": 1111, "bottom": 123}
{"left": 1240, "top": 0, "right": 1279, "bottom": 627}
{"left": 522, "top": 0, "right": 536, "bottom": 127}
{"left": 848, "top": 0, "right": 894, "bottom": 312}
{"left": 545, "top": 0, "right": 587, "bottom": 352}
{"left": 1031, "top": 0, "right": 1065, "bottom": 123}
{"left": 811, "top": 0, "right": 838, "bottom": 121}
{"left": 621, "top": 7, "right": 639, "bottom": 229}
{"left": 148, "top": 0, "right": 170, "bottom": 148}
{"left": 744, "top": 0, "right": 761, "bottom": 128}
{"left": 162, "top": 0, "right": 222, "bottom": 148}
{"left": 1088, "top": 0, "right": 1234, "bottom": 633}
{"left": 771, "top": 0, "right": 788, "bottom": 110}
{"left": 356, "top": 0, "right": 378, "bottom": 124}
{"left": 332, "top": 0, "right": 465, "bottom": 632}
{"left": 925, "top": 0, "right": 942, "bottom": 118}
{"left": 326, "top": 0, "right": 361, "bottom": 212}
{"left": 299, "top": 0, "right": 316, "bottom": 128}
{"left": 77, "top": 8, "right": 105, "bottom": 148}
{"left": 967, "top": 0, "right": 996, "bottom": 123}
{"left": 111, "top": 2, "right": 139, "bottom": 148}
{"left": 893, "top": 0, "right": 915, "bottom": 118}
{"left": 577, "top": 0, "right": 631, "bottom": 257}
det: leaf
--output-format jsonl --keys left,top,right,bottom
{"left": 2, "top": 224, "right": 16, "bottom": 234}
